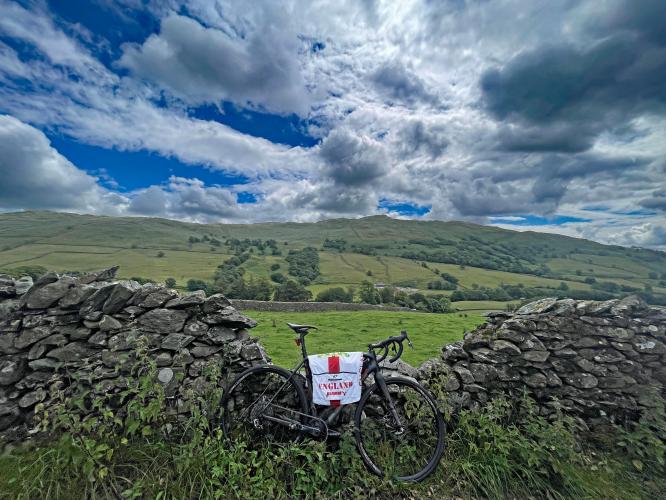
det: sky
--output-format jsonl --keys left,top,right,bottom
{"left": 0, "top": 0, "right": 664, "bottom": 250}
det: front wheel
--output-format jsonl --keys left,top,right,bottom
{"left": 220, "top": 365, "right": 309, "bottom": 444}
{"left": 354, "top": 377, "right": 445, "bottom": 482}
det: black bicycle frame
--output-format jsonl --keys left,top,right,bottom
{"left": 262, "top": 330, "right": 404, "bottom": 431}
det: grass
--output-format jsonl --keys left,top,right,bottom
{"left": 245, "top": 310, "right": 485, "bottom": 367}
{"left": 1, "top": 211, "right": 664, "bottom": 302}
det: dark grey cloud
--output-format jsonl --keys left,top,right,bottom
{"left": 640, "top": 189, "right": 666, "bottom": 211}
{"left": 481, "top": 0, "right": 666, "bottom": 152}
{"left": 118, "top": 14, "right": 310, "bottom": 115}
{"left": 370, "top": 61, "right": 440, "bottom": 107}
{"left": 397, "top": 121, "right": 449, "bottom": 159}
{"left": 320, "top": 128, "right": 388, "bottom": 186}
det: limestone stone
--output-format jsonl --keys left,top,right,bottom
{"left": 201, "top": 307, "right": 257, "bottom": 328}
{"left": 79, "top": 266, "right": 119, "bottom": 284}
{"left": 14, "top": 276, "right": 33, "bottom": 295}
{"left": 28, "top": 358, "right": 59, "bottom": 371}
{"left": 98, "top": 315, "right": 123, "bottom": 331}
{"left": 516, "top": 297, "right": 557, "bottom": 315}
{"left": 490, "top": 340, "right": 521, "bottom": 355}
{"left": 59, "top": 284, "right": 96, "bottom": 309}
{"left": 524, "top": 373, "right": 547, "bottom": 388}
{"left": 14, "top": 326, "right": 51, "bottom": 349}
{"left": 523, "top": 350, "right": 550, "bottom": 362}
{"left": 18, "top": 388, "right": 47, "bottom": 408}
{"left": 165, "top": 290, "right": 206, "bottom": 309}
{"left": 184, "top": 319, "right": 208, "bottom": 337}
{"left": 155, "top": 351, "right": 173, "bottom": 367}
{"left": 563, "top": 373, "right": 598, "bottom": 389}
{"left": 48, "top": 342, "right": 97, "bottom": 362}
{"left": 161, "top": 333, "right": 195, "bottom": 351}
{"left": 441, "top": 342, "right": 468, "bottom": 362}
{"left": 452, "top": 365, "right": 474, "bottom": 384}
{"left": 138, "top": 309, "right": 189, "bottom": 334}
{"left": 138, "top": 288, "right": 178, "bottom": 309}
{"left": 190, "top": 345, "right": 224, "bottom": 357}
{"left": 206, "top": 326, "right": 236, "bottom": 344}
{"left": 0, "top": 357, "right": 27, "bottom": 385}
{"left": 202, "top": 294, "right": 232, "bottom": 313}
{"left": 102, "top": 281, "right": 140, "bottom": 314}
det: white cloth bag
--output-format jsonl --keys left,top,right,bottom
{"left": 308, "top": 352, "right": 363, "bottom": 406}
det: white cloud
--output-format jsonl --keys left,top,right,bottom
{"left": 0, "top": 0, "right": 664, "bottom": 251}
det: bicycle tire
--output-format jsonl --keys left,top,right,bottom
{"left": 220, "top": 364, "right": 309, "bottom": 444}
{"left": 354, "top": 376, "right": 445, "bottom": 482}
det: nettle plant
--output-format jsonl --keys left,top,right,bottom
{"left": 32, "top": 340, "right": 224, "bottom": 494}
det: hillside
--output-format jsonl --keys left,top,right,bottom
{"left": 1, "top": 211, "right": 665, "bottom": 306}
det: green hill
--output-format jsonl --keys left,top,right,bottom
{"left": 1, "top": 211, "right": 664, "bottom": 306}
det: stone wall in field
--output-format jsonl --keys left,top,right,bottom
{"left": 418, "top": 296, "right": 666, "bottom": 428}
{"left": 0, "top": 267, "right": 268, "bottom": 440}
{"left": 231, "top": 299, "right": 415, "bottom": 313}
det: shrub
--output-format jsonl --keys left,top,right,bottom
{"left": 270, "top": 272, "right": 286, "bottom": 283}
{"left": 156, "top": 251, "right": 165, "bottom": 258}
{"left": 316, "top": 287, "right": 354, "bottom": 302}
{"left": 165, "top": 277, "right": 176, "bottom": 288}
{"left": 270, "top": 263, "right": 281, "bottom": 271}
{"left": 273, "top": 280, "right": 312, "bottom": 302}
{"left": 186, "top": 279, "right": 208, "bottom": 292}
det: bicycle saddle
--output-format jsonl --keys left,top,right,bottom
{"left": 287, "top": 323, "right": 318, "bottom": 334}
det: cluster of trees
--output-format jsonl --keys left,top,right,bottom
{"left": 355, "top": 281, "right": 453, "bottom": 313}
{"left": 226, "top": 238, "right": 282, "bottom": 256}
{"left": 427, "top": 271, "right": 460, "bottom": 290}
{"left": 322, "top": 238, "right": 347, "bottom": 252}
{"left": 188, "top": 235, "right": 221, "bottom": 247}
{"left": 285, "top": 247, "right": 320, "bottom": 284}
{"left": 315, "top": 287, "right": 354, "bottom": 302}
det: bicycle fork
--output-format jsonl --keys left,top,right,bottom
{"left": 376, "top": 375, "right": 405, "bottom": 435}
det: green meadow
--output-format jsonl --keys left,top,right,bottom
{"left": 245, "top": 310, "right": 486, "bottom": 366}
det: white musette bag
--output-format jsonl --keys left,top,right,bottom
{"left": 308, "top": 352, "right": 363, "bottom": 406}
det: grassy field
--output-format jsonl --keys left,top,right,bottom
{"left": 245, "top": 310, "right": 485, "bottom": 366}
{"left": 1, "top": 211, "right": 664, "bottom": 300}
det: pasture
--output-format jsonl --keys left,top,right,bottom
{"left": 245, "top": 309, "right": 486, "bottom": 366}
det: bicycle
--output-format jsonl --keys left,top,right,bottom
{"left": 220, "top": 323, "right": 445, "bottom": 482}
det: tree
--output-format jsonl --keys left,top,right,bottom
{"left": 156, "top": 251, "right": 165, "bottom": 258}
{"left": 165, "top": 277, "right": 176, "bottom": 288}
{"left": 559, "top": 282, "right": 569, "bottom": 291}
{"left": 244, "top": 277, "right": 273, "bottom": 301}
{"left": 379, "top": 286, "right": 396, "bottom": 304}
{"left": 316, "top": 287, "right": 354, "bottom": 302}
{"left": 359, "top": 281, "right": 380, "bottom": 305}
{"left": 270, "top": 263, "right": 281, "bottom": 271}
{"left": 270, "top": 272, "right": 286, "bottom": 283}
{"left": 274, "top": 280, "right": 312, "bottom": 302}
{"left": 187, "top": 279, "right": 208, "bottom": 292}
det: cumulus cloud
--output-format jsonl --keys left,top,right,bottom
{"left": 0, "top": 115, "right": 124, "bottom": 213}
{"left": 370, "top": 61, "right": 440, "bottom": 108}
{"left": 118, "top": 14, "right": 311, "bottom": 115}
{"left": 319, "top": 128, "right": 389, "bottom": 186}
{"left": 481, "top": 0, "right": 666, "bottom": 152}
{"left": 0, "top": 0, "right": 665, "bottom": 250}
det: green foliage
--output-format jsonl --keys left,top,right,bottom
{"left": 165, "top": 277, "right": 176, "bottom": 288}
{"left": 186, "top": 278, "right": 208, "bottom": 292}
{"left": 359, "top": 280, "right": 380, "bottom": 305}
{"left": 130, "top": 276, "right": 156, "bottom": 285}
{"left": 273, "top": 280, "right": 312, "bottom": 302}
{"left": 270, "top": 263, "right": 280, "bottom": 271}
{"left": 315, "top": 287, "right": 354, "bottom": 302}
{"left": 0, "top": 265, "right": 48, "bottom": 279}
{"left": 285, "top": 247, "right": 320, "bottom": 282}
{"left": 270, "top": 272, "right": 286, "bottom": 283}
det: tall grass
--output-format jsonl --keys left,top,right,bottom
{"left": 1, "top": 355, "right": 664, "bottom": 499}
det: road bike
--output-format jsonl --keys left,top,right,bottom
{"left": 220, "top": 323, "right": 445, "bottom": 482}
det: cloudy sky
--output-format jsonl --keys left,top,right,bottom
{"left": 0, "top": 0, "right": 664, "bottom": 249}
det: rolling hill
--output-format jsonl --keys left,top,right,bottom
{"left": 0, "top": 211, "right": 664, "bottom": 307}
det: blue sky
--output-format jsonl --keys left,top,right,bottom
{"left": 0, "top": 0, "right": 664, "bottom": 249}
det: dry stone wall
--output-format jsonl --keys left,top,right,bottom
{"left": 418, "top": 296, "right": 666, "bottom": 427}
{"left": 0, "top": 268, "right": 268, "bottom": 440}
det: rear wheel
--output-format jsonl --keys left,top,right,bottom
{"left": 221, "top": 365, "right": 309, "bottom": 443}
{"left": 354, "top": 377, "right": 445, "bottom": 482}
